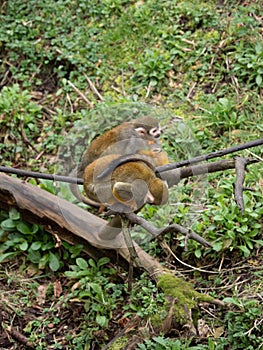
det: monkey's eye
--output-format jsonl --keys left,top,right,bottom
{"left": 135, "top": 127, "right": 146, "bottom": 136}
{"left": 152, "top": 147, "right": 162, "bottom": 153}
{"left": 149, "top": 127, "right": 161, "bottom": 138}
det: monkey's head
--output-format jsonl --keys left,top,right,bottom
{"left": 131, "top": 116, "right": 161, "bottom": 141}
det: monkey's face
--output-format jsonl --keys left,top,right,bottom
{"left": 132, "top": 115, "right": 161, "bottom": 141}
{"left": 134, "top": 125, "right": 161, "bottom": 140}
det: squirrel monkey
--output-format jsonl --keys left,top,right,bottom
{"left": 83, "top": 153, "right": 169, "bottom": 291}
{"left": 70, "top": 116, "right": 169, "bottom": 206}
{"left": 83, "top": 154, "right": 169, "bottom": 213}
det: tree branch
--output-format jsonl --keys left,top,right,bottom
{"left": 157, "top": 138, "right": 263, "bottom": 173}
{"left": 0, "top": 158, "right": 259, "bottom": 188}
{"left": 125, "top": 213, "right": 211, "bottom": 248}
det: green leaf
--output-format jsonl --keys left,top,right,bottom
{"left": 17, "top": 222, "right": 33, "bottom": 235}
{"left": 97, "top": 257, "right": 110, "bottom": 267}
{"left": 95, "top": 315, "right": 108, "bottom": 327}
{"left": 31, "top": 224, "right": 39, "bottom": 234}
{"left": 76, "top": 257, "right": 89, "bottom": 270}
{"left": 39, "top": 254, "right": 50, "bottom": 269}
{"left": 238, "top": 245, "right": 250, "bottom": 257}
{"left": 0, "top": 228, "right": 6, "bottom": 240}
{"left": 19, "top": 241, "right": 28, "bottom": 251}
{"left": 9, "top": 208, "right": 20, "bottom": 220}
{"left": 69, "top": 244, "right": 83, "bottom": 258}
{"left": 256, "top": 74, "right": 262, "bottom": 87}
{"left": 1, "top": 218, "right": 16, "bottom": 231}
{"left": 64, "top": 271, "right": 82, "bottom": 278}
{"left": 30, "top": 241, "right": 42, "bottom": 250}
{"left": 90, "top": 283, "right": 103, "bottom": 297}
{"left": 88, "top": 258, "right": 96, "bottom": 268}
{"left": 223, "top": 297, "right": 242, "bottom": 307}
{"left": 194, "top": 248, "right": 202, "bottom": 258}
{"left": 213, "top": 241, "right": 223, "bottom": 252}
{"left": 0, "top": 252, "right": 17, "bottom": 262}
{"left": 49, "top": 252, "right": 60, "bottom": 271}
{"left": 28, "top": 250, "right": 41, "bottom": 264}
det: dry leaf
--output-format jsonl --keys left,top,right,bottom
{"left": 36, "top": 284, "right": 48, "bottom": 305}
{"left": 54, "top": 280, "right": 63, "bottom": 298}
{"left": 197, "top": 319, "right": 211, "bottom": 337}
{"left": 214, "top": 326, "right": 225, "bottom": 338}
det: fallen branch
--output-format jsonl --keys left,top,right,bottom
{"left": 5, "top": 326, "right": 34, "bottom": 349}
{"left": 0, "top": 173, "right": 161, "bottom": 276}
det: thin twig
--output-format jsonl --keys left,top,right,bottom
{"left": 234, "top": 157, "right": 247, "bottom": 215}
{"left": 120, "top": 215, "right": 142, "bottom": 292}
{"left": 6, "top": 326, "right": 34, "bottom": 348}
{"left": 244, "top": 318, "right": 263, "bottom": 337}
{"left": 145, "top": 81, "right": 152, "bottom": 98}
{"left": 19, "top": 121, "right": 39, "bottom": 153}
{"left": 84, "top": 73, "right": 104, "bottom": 101}
{"left": 187, "top": 82, "right": 196, "bottom": 99}
{"left": 121, "top": 70, "right": 127, "bottom": 96}
{"left": 67, "top": 80, "right": 93, "bottom": 107}
{"left": 160, "top": 241, "right": 218, "bottom": 274}
{"left": 246, "top": 149, "right": 263, "bottom": 161}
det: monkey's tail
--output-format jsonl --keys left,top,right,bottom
{"left": 69, "top": 167, "right": 101, "bottom": 208}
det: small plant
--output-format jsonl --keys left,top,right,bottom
{"left": 0, "top": 84, "right": 42, "bottom": 163}
{"left": 64, "top": 257, "right": 122, "bottom": 328}
{"left": 218, "top": 299, "right": 263, "bottom": 350}
{"left": 189, "top": 176, "right": 263, "bottom": 259}
{"left": 136, "top": 336, "right": 218, "bottom": 350}
{"left": 133, "top": 48, "right": 173, "bottom": 87}
{"left": 0, "top": 208, "right": 82, "bottom": 271}
{"left": 233, "top": 42, "right": 263, "bottom": 89}
{"left": 123, "top": 273, "right": 165, "bottom": 319}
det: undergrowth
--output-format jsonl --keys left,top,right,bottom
{"left": 0, "top": 0, "right": 262, "bottom": 348}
